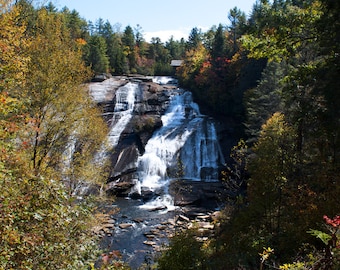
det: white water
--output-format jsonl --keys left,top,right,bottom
{"left": 137, "top": 89, "right": 223, "bottom": 210}
{"left": 94, "top": 82, "right": 138, "bottom": 163}
{"left": 181, "top": 119, "right": 224, "bottom": 180}
{"left": 152, "top": 76, "right": 177, "bottom": 85}
{"left": 139, "top": 194, "right": 176, "bottom": 213}
{"left": 137, "top": 91, "right": 196, "bottom": 191}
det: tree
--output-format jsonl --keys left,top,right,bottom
{"left": 25, "top": 7, "right": 107, "bottom": 183}
{"left": 228, "top": 7, "right": 246, "bottom": 53}
{"left": 157, "top": 229, "right": 207, "bottom": 270}
{"left": 186, "top": 27, "right": 202, "bottom": 50}
{"left": 210, "top": 24, "right": 226, "bottom": 61}
{"left": 61, "top": 8, "right": 88, "bottom": 41}
{"left": 107, "top": 32, "right": 128, "bottom": 74}
{"left": 0, "top": 1, "right": 30, "bottom": 93}
{"left": 122, "top": 25, "right": 137, "bottom": 72}
{"left": 45, "top": 1, "right": 57, "bottom": 12}
{"left": 134, "top": 24, "right": 144, "bottom": 48}
{"left": 165, "top": 36, "right": 185, "bottom": 60}
{"left": 176, "top": 43, "right": 209, "bottom": 88}
{"left": 0, "top": 2, "right": 107, "bottom": 268}
{"left": 229, "top": 0, "right": 340, "bottom": 265}
{"left": 85, "top": 34, "right": 110, "bottom": 73}
{"left": 247, "top": 113, "right": 297, "bottom": 244}
{"left": 241, "top": 1, "right": 322, "bottom": 62}
{"left": 244, "top": 61, "right": 285, "bottom": 138}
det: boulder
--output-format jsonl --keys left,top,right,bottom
{"left": 119, "top": 223, "right": 133, "bottom": 229}
{"left": 106, "top": 180, "right": 135, "bottom": 196}
{"left": 143, "top": 241, "right": 156, "bottom": 246}
{"left": 169, "top": 180, "right": 227, "bottom": 209}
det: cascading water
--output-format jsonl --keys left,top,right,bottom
{"left": 137, "top": 89, "right": 224, "bottom": 210}
{"left": 152, "top": 76, "right": 177, "bottom": 85}
{"left": 107, "top": 82, "right": 136, "bottom": 145}
{"left": 180, "top": 119, "right": 224, "bottom": 180}
{"left": 94, "top": 82, "right": 137, "bottom": 163}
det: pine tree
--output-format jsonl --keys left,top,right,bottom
{"left": 85, "top": 34, "right": 110, "bottom": 74}
{"left": 122, "top": 25, "right": 137, "bottom": 72}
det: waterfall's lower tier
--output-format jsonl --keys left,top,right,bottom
{"left": 137, "top": 91, "right": 224, "bottom": 192}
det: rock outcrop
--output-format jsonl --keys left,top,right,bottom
{"left": 92, "top": 77, "right": 177, "bottom": 197}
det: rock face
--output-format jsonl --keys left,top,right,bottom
{"left": 93, "top": 77, "right": 177, "bottom": 197}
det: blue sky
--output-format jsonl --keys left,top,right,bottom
{"left": 54, "top": 0, "right": 256, "bottom": 42}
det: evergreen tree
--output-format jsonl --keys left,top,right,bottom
{"left": 85, "top": 34, "right": 109, "bottom": 73}
{"left": 211, "top": 24, "right": 227, "bottom": 61}
{"left": 166, "top": 36, "right": 185, "bottom": 59}
{"left": 244, "top": 61, "right": 285, "bottom": 138}
{"left": 186, "top": 27, "right": 202, "bottom": 50}
{"left": 122, "top": 25, "right": 137, "bottom": 72}
{"left": 61, "top": 8, "right": 88, "bottom": 40}
{"left": 107, "top": 32, "right": 128, "bottom": 74}
{"left": 228, "top": 7, "right": 246, "bottom": 53}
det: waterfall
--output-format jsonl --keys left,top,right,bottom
{"left": 180, "top": 119, "right": 224, "bottom": 180}
{"left": 94, "top": 82, "right": 138, "bottom": 163}
{"left": 152, "top": 76, "right": 177, "bottom": 85}
{"left": 137, "top": 91, "right": 195, "bottom": 191}
{"left": 107, "top": 82, "right": 136, "bottom": 145}
{"left": 137, "top": 89, "right": 224, "bottom": 209}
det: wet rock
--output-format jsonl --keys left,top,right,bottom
{"left": 211, "top": 211, "right": 222, "bottom": 222}
{"left": 144, "top": 234, "right": 156, "bottom": 239}
{"left": 140, "top": 188, "right": 156, "bottom": 202}
{"left": 147, "top": 206, "right": 167, "bottom": 212}
{"left": 90, "top": 76, "right": 175, "bottom": 191}
{"left": 169, "top": 180, "right": 228, "bottom": 209}
{"left": 198, "top": 222, "right": 214, "bottom": 230}
{"left": 196, "top": 215, "right": 211, "bottom": 221}
{"left": 133, "top": 218, "right": 144, "bottom": 223}
{"left": 197, "top": 228, "right": 212, "bottom": 237}
{"left": 91, "top": 73, "right": 110, "bottom": 82}
{"left": 92, "top": 226, "right": 103, "bottom": 235}
{"left": 119, "top": 223, "right": 133, "bottom": 229}
{"left": 178, "top": 214, "right": 190, "bottom": 222}
{"left": 143, "top": 240, "right": 156, "bottom": 246}
{"left": 103, "top": 223, "right": 115, "bottom": 229}
{"left": 127, "top": 75, "right": 153, "bottom": 82}
{"left": 106, "top": 180, "right": 135, "bottom": 196}
{"left": 156, "top": 225, "right": 167, "bottom": 231}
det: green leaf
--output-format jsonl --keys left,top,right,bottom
{"left": 307, "top": 229, "right": 331, "bottom": 245}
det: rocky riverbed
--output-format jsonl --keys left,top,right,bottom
{"left": 93, "top": 195, "right": 224, "bottom": 269}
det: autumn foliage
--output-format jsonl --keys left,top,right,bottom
{"left": 0, "top": 1, "right": 109, "bottom": 268}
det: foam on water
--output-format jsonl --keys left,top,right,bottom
{"left": 94, "top": 82, "right": 138, "bottom": 163}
